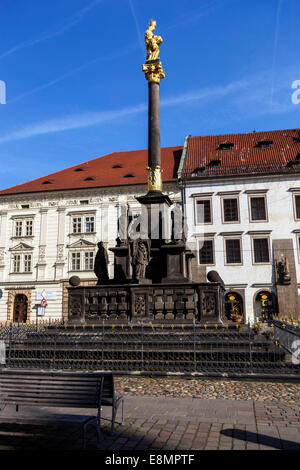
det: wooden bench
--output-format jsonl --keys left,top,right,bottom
{"left": 0, "top": 369, "right": 124, "bottom": 449}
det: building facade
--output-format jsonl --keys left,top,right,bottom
{"left": 179, "top": 129, "right": 300, "bottom": 323}
{"left": 0, "top": 146, "right": 182, "bottom": 323}
{"left": 2, "top": 128, "right": 300, "bottom": 324}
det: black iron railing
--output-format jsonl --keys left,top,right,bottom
{"left": 0, "top": 321, "right": 299, "bottom": 377}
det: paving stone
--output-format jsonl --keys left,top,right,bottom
{"left": 0, "top": 379, "right": 299, "bottom": 450}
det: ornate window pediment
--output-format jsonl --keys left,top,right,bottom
{"left": 67, "top": 239, "right": 96, "bottom": 249}
{"left": 10, "top": 242, "right": 33, "bottom": 252}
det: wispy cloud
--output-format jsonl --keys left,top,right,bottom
{"left": 0, "top": 79, "right": 249, "bottom": 144}
{"left": 128, "top": 0, "right": 144, "bottom": 55}
{"left": 1, "top": 64, "right": 299, "bottom": 144}
{"left": 0, "top": 0, "right": 104, "bottom": 60}
{"left": 7, "top": 45, "right": 136, "bottom": 104}
{"left": 164, "top": 0, "right": 235, "bottom": 32}
{"left": 161, "top": 80, "right": 248, "bottom": 107}
{"left": 270, "top": 0, "right": 283, "bottom": 109}
{"left": 0, "top": 104, "right": 147, "bottom": 144}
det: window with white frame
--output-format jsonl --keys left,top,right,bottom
{"left": 198, "top": 239, "right": 215, "bottom": 265}
{"left": 24, "top": 254, "right": 32, "bottom": 272}
{"left": 252, "top": 237, "right": 270, "bottom": 263}
{"left": 84, "top": 252, "right": 94, "bottom": 270}
{"left": 71, "top": 252, "right": 81, "bottom": 271}
{"left": 70, "top": 251, "right": 94, "bottom": 271}
{"left": 25, "top": 220, "right": 33, "bottom": 236}
{"left": 294, "top": 194, "right": 300, "bottom": 220}
{"left": 13, "top": 218, "right": 34, "bottom": 237}
{"left": 225, "top": 238, "right": 242, "bottom": 264}
{"left": 71, "top": 215, "right": 95, "bottom": 234}
{"left": 72, "top": 217, "right": 82, "bottom": 233}
{"left": 13, "top": 254, "right": 21, "bottom": 273}
{"left": 195, "top": 198, "right": 212, "bottom": 224}
{"left": 249, "top": 196, "right": 267, "bottom": 222}
{"left": 12, "top": 253, "right": 32, "bottom": 273}
{"left": 222, "top": 197, "right": 239, "bottom": 223}
{"left": 85, "top": 216, "right": 95, "bottom": 233}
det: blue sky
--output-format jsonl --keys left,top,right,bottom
{"left": 0, "top": 0, "right": 300, "bottom": 189}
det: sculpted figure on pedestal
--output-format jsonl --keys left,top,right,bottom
{"left": 94, "top": 241, "right": 109, "bottom": 284}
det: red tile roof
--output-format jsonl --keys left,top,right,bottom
{"left": 182, "top": 129, "right": 300, "bottom": 178}
{"left": 0, "top": 146, "right": 183, "bottom": 196}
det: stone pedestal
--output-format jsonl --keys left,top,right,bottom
{"left": 160, "top": 243, "right": 189, "bottom": 283}
{"left": 109, "top": 245, "right": 131, "bottom": 282}
{"left": 136, "top": 190, "right": 172, "bottom": 248}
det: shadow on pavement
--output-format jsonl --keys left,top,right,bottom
{"left": 221, "top": 429, "right": 300, "bottom": 450}
{"left": 0, "top": 421, "right": 160, "bottom": 451}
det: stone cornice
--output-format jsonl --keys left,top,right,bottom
{"left": 10, "top": 214, "right": 36, "bottom": 219}
{"left": 244, "top": 189, "right": 269, "bottom": 194}
{"left": 190, "top": 192, "right": 214, "bottom": 198}
{"left": 218, "top": 231, "right": 244, "bottom": 236}
{"left": 217, "top": 190, "right": 241, "bottom": 196}
{"left": 247, "top": 230, "right": 272, "bottom": 235}
{"left": 0, "top": 182, "right": 178, "bottom": 203}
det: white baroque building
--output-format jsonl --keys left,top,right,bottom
{"left": 0, "top": 146, "right": 182, "bottom": 323}
{"left": 179, "top": 129, "right": 300, "bottom": 323}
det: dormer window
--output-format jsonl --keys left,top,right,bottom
{"left": 208, "top": 159, "right": 221, "bottom": 167}
{"left": 218, "top": 143, "right": 234, "bottom": 151}
{"left": 256, "top": 140, "right": 273, "bottom": 149}
{"left": 193, "top": 166, "right": 205, "bottom": 176}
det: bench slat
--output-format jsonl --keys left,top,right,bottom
{"left": 0, "top": 384, "right": 100, "bottom": 394}
{"left": 0, "top": 390, "right": 99, "bottom": 398}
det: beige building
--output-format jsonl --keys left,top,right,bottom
{"left": 0, "top": 146, "right": 182, "bottom": 323}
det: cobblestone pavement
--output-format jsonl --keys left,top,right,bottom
{"left": 114, "top": 377, "right": 300, "bottom": 403}
{"left": 0, "top": 378, "right": 299, "bottom": 450}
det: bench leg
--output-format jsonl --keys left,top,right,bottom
{"left": 111, "top": 398, "right": 124, "bottom": 435}
{"left": 83, "top": 418, "right": 102, "bottom": 450}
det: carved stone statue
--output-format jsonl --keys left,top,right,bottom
{"left": 276, "top": 253, "right": 291, "bottom": 285}
{"left": 131, "top": 238, "right": 150, "bottom": 280}
{"left": 94, "top": 241, "right": 109, "bottom": 284}
{"left": 145, "top": 19, "right": 162, "bottom": 62}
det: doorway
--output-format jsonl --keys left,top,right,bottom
{"left": 13, "top": 294, "right": 28, "bottom": 323}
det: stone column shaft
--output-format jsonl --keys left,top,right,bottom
{"left": 148, "top": 81, "right": 161, "bottom": 172}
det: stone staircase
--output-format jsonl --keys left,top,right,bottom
{"left": 0, "top": 323, "right": 296, "bottom": 377}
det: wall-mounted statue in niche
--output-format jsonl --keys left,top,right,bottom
{"left": 276, "top": 253, "right": 291, "bottom": 285}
